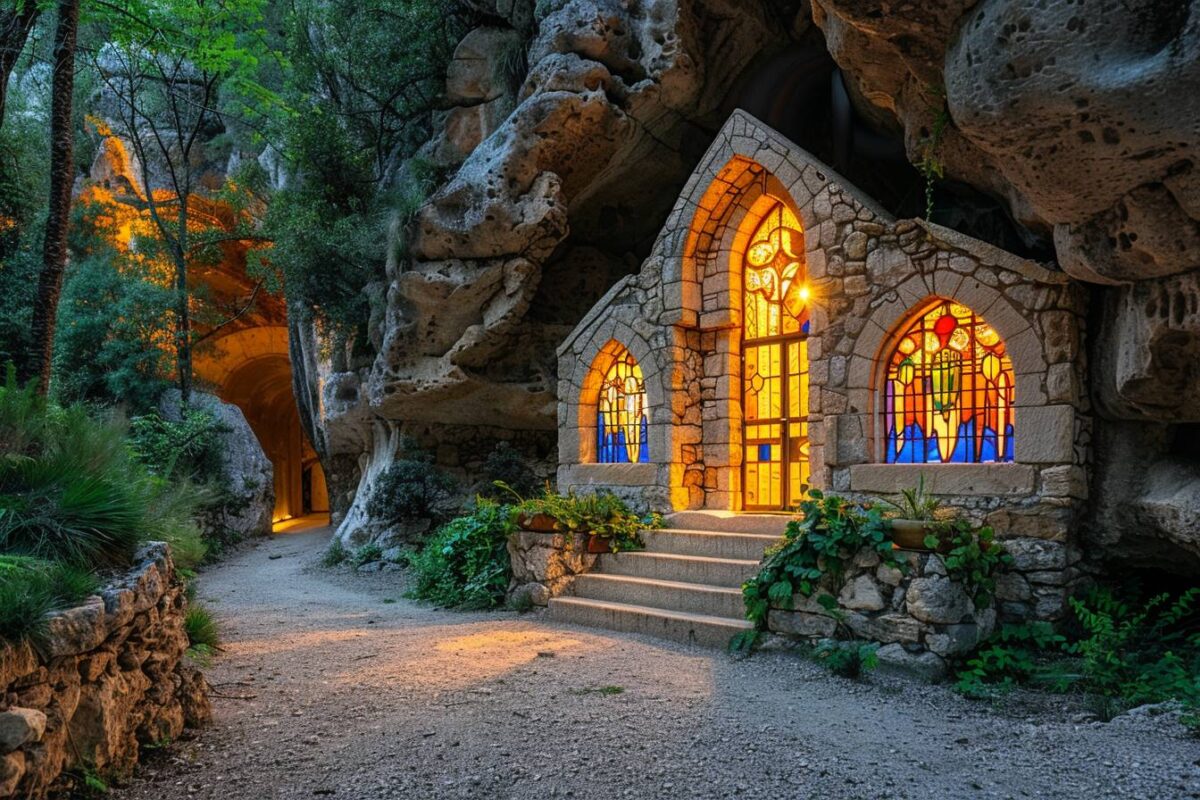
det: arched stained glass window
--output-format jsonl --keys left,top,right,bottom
{"left": 742, "top": 200, "right": 810, "bottom": 509}
{"left": 597, "top": 350, "right": 649, "bottom": 464}
{"left": 744, "top": 202, "right": 810, "bottom": 339}
{"left": 884, "top": 301, "right": 1015, "bottom": 464}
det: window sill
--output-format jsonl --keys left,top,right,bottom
{"left": 848, "top": 463, "right": 1036, "bottom": 496}
{"left": 561, "top": 462, "right": 658, "bottom": 486}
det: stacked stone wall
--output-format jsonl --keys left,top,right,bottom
{"left": 0, "top": 544, "right": 209, "bottom": 798}
{"left": 767, "top": 537, "right": 1091, "bottom": 674}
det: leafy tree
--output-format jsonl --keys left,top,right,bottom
{"left": 267, "top": 0, "right": 470, "bottom": 339}
{"left": 87, "top": 0, "right": 277, "bottom": 405}
{"left": 0, "top": 0, "right": 42, "bottom": 128}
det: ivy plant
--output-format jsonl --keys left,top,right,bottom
{"left": 925, "top": 520, "right": 1013, "bottom": 610}
{"left": 736, "top": 490, "right": 903, "bottom": 649}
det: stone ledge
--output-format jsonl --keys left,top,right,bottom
{"left": 848, "top": 463, "right": 1037, "bottom": 495}
{"left": 560, "top": 462, "right": 658, "bottom": 487}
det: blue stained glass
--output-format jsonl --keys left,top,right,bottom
{"left": 758, "top": 444, "right": 772, "bottom": 462}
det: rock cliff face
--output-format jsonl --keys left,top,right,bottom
{"left": 315, "top": 0, "right": 1200, "bottom": 572}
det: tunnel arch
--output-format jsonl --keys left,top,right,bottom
{"left": 195, "top": 326, "right": 328, "bottom": 522}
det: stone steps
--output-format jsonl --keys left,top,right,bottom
{"left": 598, "top": 551, "right": 760, "bottom": 587}
{"left": 572, "top": 573, "right": 745, "bottom": 618}
{"left": 547, "top": 597, "right": 753, "bottom": 649}
{"left": 547, "top": 518, "right": 780, "bottom": 648}
{"left": 665, "top": 511, "right": 793, "bottom": 536}
{"left": 642, "top": 528, "right": 779, "bottom": 560}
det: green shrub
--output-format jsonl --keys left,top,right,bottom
{"left": 954, "top": 587, "right": 1200, "bottom": 731}
{"left": 321, "top": 538, "right": 349, "bottom": 567}
{"left": 0, "top": 369, "right": 205, "bottom": 569}
{"left": 0, "top": 556, "right": 100, "bottom": 643}
{"left": 814, "top": 640, "right": 879, "bottom": 680}
{"left": 367, "top": 444, "right": 456, "bottom": 523}
{"left": 407, "top": 500, "right": 513, "bottom": 610}
{"left": 479, "top": 441, "right": 539, "bottom": 501}
{"left": 128, "top": 409, "right": 229, "bottom": 483}
{"left": 954, "top": 621, "right": 1068, "bottom": 698}
{"left": 1068, "top": 586, "right": 1200, "bottom": 720}
{"left": 353, "top": 543, "right": 384, "bottom": 567}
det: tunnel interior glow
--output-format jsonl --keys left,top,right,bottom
{"left": 195, "top": 327, "right": 328, "bottom": 522}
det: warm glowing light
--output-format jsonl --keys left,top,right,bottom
{"left": 742, "top": 199, "right": 810, "bottom": 509}
{"left": 597, "top": 349, "right": 648, "bottom": 463}
{"left": 884, "top": 300, "right": 1014, "bottom": 464}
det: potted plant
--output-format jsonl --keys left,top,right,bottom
{"left": 881, "top": 475, "right": 945, "bottom": 551}
{"left": 496, "top": 482, "right": 659, "bottom": 553}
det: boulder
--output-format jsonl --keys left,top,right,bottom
{"left": 905, "top": 577, "right": 971, "bottom": 625}
{"left": 161, "top": 390, "right": 274, "bottom": 542}
{"left": 0, "top": 709, "right": 45, "bottom": 753}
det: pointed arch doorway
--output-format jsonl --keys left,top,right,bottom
{"left": 741, "top": 198, "right": 811, "bottom": 510}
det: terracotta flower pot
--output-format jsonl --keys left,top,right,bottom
{"left": 517, "top": 513, "right": 559, "bottom": 533}
{"left": 586, "top": 534, "right": 609, "bottom": 554}
{"left": 890, "top": 519, "right": 934, "bottom": 551}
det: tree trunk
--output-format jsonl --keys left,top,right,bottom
{"left": 26, "top": 0, "right": 78, "bottom": 395}
{"left": 175, "top": 198, "right": 192, "bottom": 406}
{"left": 0, "top": 4, "right": 39, "bottom": 130}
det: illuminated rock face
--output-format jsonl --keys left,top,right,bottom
{"left": 310, "top": 2, "right": 1197, "bottom": 569}
{"left": 82, "top": 131, "right": 329, "bottom": 526}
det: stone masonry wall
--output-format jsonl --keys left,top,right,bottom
{"left": 767, "top": 537, "right": 1091, "bottom": 676}
{"left": 0, "top": 544, "right": 210, "bottom": 798}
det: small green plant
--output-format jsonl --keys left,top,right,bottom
{"left": 814, "top": 640, "right": 879, "bottom": 680}
{"left": 407, "top": 499, "right": 514, "bottom": 610}
{"left": 739, "top": 490, "right": 902, "bottom": 633}
{"left": 1066, "top": 587, "right": 1200, "bottom": 722}
{"left": 917, "top": 86, "right": 950, "bottom": 221}
{"left": 497, "top": 482, "right": 661, "bottom": 552}
{"left": 352, "top": 543, "right": 384, "bottom": 567}
{"left": 0, "top": 556, "right": 100, "bottom": 643}
{"left": 881, "top": 474, "right": 941, "bottom": 520}
{"left": 185, "top": 605, "right": 221, "bottom": 651}
{"left": 367, "top": 440, "right": 456, "bottom": 523}
{"left": 954, "top": 587, "right": 1200, "bottom": 732}
{"left": 321, "top": 538, "right": 349, "bottom": 567}
{"left": 954, "top": 621, "right": 1068, "bottom": 698}
{"left": 926, "top": 521, "right": 1013, "bottom": 610}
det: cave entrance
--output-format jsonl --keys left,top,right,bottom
{"left": 195, "top": 327, "right": 329, "bottom": 527}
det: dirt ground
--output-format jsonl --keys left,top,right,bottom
{"left": 111, "top": 524, "right": 1200, "bottom": 800}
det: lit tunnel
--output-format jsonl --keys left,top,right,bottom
{"left": 194, "top": 326, "right": 328, "bottom": 524}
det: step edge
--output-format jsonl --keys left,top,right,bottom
{"left": 550, "top": 596, "right": 754, "bottom": 628}
{"left": 606, "top": 551, "right": 762, "bottom": 566}
{"left": 573, "top": 573, "right": 745, "bottom": 595}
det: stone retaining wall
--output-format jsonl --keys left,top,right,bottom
{"left": 766, "top": 538, "right": 1088, "bottom": 676}
{"left": 0, "top": 544, "right": 210, "bottom": 798}
{"left": 507, "top": 530, "right": 597, "bottom": 607}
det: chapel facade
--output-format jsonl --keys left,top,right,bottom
{"left": 557, "top": 111, "right": 1088, "bottom": 543}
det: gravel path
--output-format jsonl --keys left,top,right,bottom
{"left": 112, "top": 525, "right": 1200, "bottom": 800}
